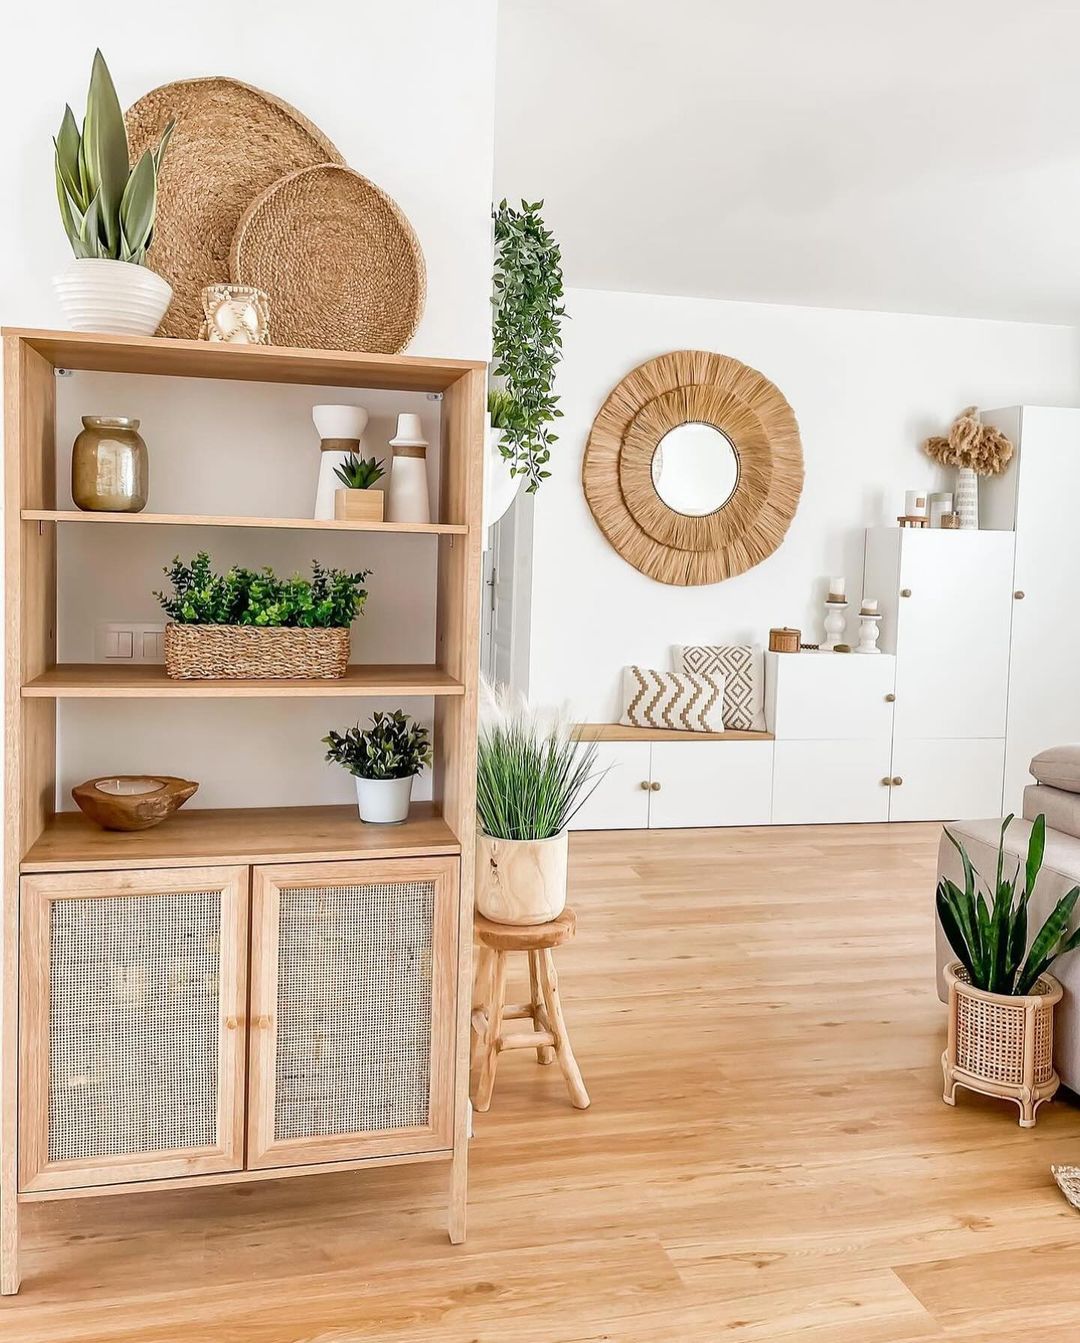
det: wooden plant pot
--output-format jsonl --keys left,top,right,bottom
{"left": 942, "top": 961, "right": 1063, "bottom": 1128}
{"left": 335, "top": 487, "right": 385, "bottom": 522}
{"left": 475, "top": 830, "right": 568, "bottom": 926}
{"left": 164, "top": 623, "right": 350, "bottom": 679}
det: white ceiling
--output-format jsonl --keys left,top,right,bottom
{"left": 495, "top": 0, "right": 1080, "bottom": 323}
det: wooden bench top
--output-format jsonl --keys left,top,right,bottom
{"left": 574, "top": 724, "right": 774, "bottom": 743}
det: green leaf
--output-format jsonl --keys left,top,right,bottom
{"left": 78, "top": 192, "right": 102, "bottom": 258}
{"left": 937, "top": 883, "right": 977, "bottom": 980}
{"left": 1017, "top": 885, "right": 1080, "bottom": 993}
{"left": 82, "top": 50, "right": 130, "bottom": 255}
{"left": 119, "top": 149, "right": 156, "bottom": 258}
{"left": 1026, "top": 811, "right": 1045, "bottom": 896}
{"left": 54, "top": 107, "right": 86, "bottom": 209}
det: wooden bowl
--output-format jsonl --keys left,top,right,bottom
{"left": 71, "top": 776, "right": 199, "bottom": 831}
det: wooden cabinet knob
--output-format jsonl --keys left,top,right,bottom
{"left": 892, "top": 776, "right": 904, "bottom": 786}
{"left": 1014, "top": 590, "right": 1025, "bottom": 600}
{"left": 650, "top": 781, "right": 661, "bottom": 792}
{"left": 900, "top": 588, "right": 912, "bottom": 598}
{"left": 639, "top": 780, "right": 651, "bottom": 791}
{"left": 225, "top": 1016, "right": 238, "bottom": 1030}
{"left": 257, "top": 1014, "right": 272, "bottom": 1030}
{"left": 884, "top": 693, "right": 896, "bottom": 702}
{"left": 881, "top": 777, "right": 892, "bottom": 786}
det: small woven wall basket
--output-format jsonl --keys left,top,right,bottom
{"left": 230, "top": 163, "right": 426, "bottom": 354}
{"left": 164, "top": 624, "right": 350, "bottom": 680}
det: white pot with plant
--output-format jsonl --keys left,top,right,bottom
{"left": 938, "top": 813, "right": 1080, "bottom": 1126}
{"left": 324, "top": 710, "right": 432, "bottom": 825}
{"left": 475, "top": 684, "right": 602, "bottom": 925}
{"left": 923, "top": 407, "right": 1014, "bottom": 531}
{"left": 53, "top": 51, "right": 175, "bottom": 335}
{"left": 484, "top": 200, "right": 566, "bottom": 532}
{"left": 333, "top": 452, "right": 386, "bottom": 522}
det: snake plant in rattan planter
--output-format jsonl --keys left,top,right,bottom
{"left": 938, "top": 813, "right": 1080, "bottom": 1127}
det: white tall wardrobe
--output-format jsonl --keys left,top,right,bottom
{"left": 982, "top": 406, "right": 1080, "bottom": 813}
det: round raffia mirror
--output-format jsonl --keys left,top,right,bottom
{"left": 582, "top": 350, "right": 803, "bottom": 585}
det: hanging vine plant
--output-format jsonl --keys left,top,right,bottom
{"left": 490, "top": 198, "right": 566, "bottom": 493}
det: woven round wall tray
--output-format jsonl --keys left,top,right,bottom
{"left": 582, "top": 350, "right": 803, "bottom": 586}
{"left": 125, "top": 78, "right": 344, "bottom": 338}
{"left": 230, "top": 164, "right": 426, "bottom": 354}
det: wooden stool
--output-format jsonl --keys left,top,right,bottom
{"left": 470, "top": 908, "right": 590, "bottom": 1112}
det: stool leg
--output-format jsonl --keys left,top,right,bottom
{"left": 528, "top": 950, "right": 555, "bottom": 1065}
{"left": 473, "top": 950, "right": 507, "bottom": 1113}
{"left": 538, "top": 948, "right": 590, "bottom": 1110}
{"left": 469, "top": 944, "right": 493, "bottom": 1098}
{"left": 473, "top": 944, "right": 493, "bottom": 1010}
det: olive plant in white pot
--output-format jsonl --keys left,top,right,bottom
{"left": 53, "top": 50, "right": 174, "bottom": 334}
{"left": 324, "top": 711, "right": 432, "bottom": 825}
{"left": 475, "top": 684, "right": 601, "bottom": 925}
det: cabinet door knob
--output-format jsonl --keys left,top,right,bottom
{"left": 639, "top": 780, "right": 651, "bottom": 791}
{"left": 892, "top": 776, "right": 904, "bottom": 786}
{"left": 1014, "top": 590, "right": 1025, "bottom": 600}
{"left": 650, "top": 781, "right": 661, "bottom": 792}
{"left": 900, "top": 588, "right": 912, "bottom": 598}
{"left": 881, "top": 776, "right": 893, "bottom": 787}
{"left": 225, "top": 1016, "right": 238, "bottom": 1031}
{"left": 257, "top": 1014, "right": 272, "bottom": 1030}
{"left": 884, "top": 693, "right": 896, "bottom": 702}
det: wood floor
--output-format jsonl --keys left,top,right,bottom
{"left": 6, "top": 822, "right": 1080, "bottom": 1341}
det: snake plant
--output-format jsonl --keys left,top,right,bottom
{"left": 333, "top": 454, "right": 385, "bottom": 490}
{"left": 937, "top": 813, "right": 1080, "bottom": 995}
{"left": 55, "top": 50, "right": 173, "bottom": 264}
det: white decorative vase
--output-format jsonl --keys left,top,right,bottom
{"left": 355, "top": 774, "right": 414, "bottom": 825}
{"left": 483, "top": 417, "right": 522, "bottom": 532}
{"left": 955, "top": 466, "right": 979, "bottom": 531}
{"left": 387, "top": 412, "right": 431, "bottom": 524}
{"left": 52, "top": 258, "right": 173, "bottom": 336}
{"left": 475, "top": 829, "right": 569, "bottom": 925}
{"left": 312, "top": 404, "right": 369, "bottom": 521}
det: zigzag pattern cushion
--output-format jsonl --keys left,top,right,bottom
{"left": 619, "top": 666, "right": 726, "bottom": 733}
{"left": 673, "top": 644, "right": 766, "bottom": 732}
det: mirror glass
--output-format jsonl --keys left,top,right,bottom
{"left": 651, "top": 422, "right": 739, "bottom": 516}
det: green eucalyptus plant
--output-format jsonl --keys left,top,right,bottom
{"left": 55, "top": 50, "right": 174, "bottom": 265}
{"left": 937, "top": 813, "right": 1080, "bottom": 995}
{"left": 333, "top": 454, "right": 385, "bottom": 490}
{"left": 155, "top": 553, "right": 370, "bottom": 628}
{"left": 490, "top": 198, "right": 566, "bottom": 493}
{"left": 324, "top": 711, "right": 432, "bottom": 781}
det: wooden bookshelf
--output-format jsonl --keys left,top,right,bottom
{"left": 21, "top": 802, "right": 460, "bottom": 873}
{"left": 1, "top": 328, "right": 485, "bottom": 1294}
{"left": 22, "top": 663, "right": 465, "bottom": 699}
{"left": 23, "top": 509, "right": 468, "bottom": 535}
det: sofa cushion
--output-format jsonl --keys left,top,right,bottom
{"left": 1024, "top": 783, "right": 1080, "bottom": 840}
{"left": 1031, "top": 745, "right": 1080, "bottom": 793}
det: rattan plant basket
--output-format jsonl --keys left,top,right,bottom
{"left": 164, "top": 624, "right": 350, "bottom": 680}
{"left": 942, "top": 961, "right": 1062, "bottom": 1128}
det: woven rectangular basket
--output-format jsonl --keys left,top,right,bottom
{"left": 164, "top": 624, "right": 350, "bottom": 680}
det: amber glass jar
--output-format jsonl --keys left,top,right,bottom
{"left": 71, "top": 416, "right": 148, "bottom": 512}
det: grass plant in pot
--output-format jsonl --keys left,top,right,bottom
{"left": 53, "top": 51, "right": 175, "bottom": 335}
{"left": 938, "top": 813, "right": 1080, "bottom": 1127}
{"left": 155, "top": 552, "right": 369, "bottom": 680}
{"left": 475, "top": 685, "right": 601, "bottom": 925}
{"left": 324, "top": 712, "right": 432, "bottom": 824}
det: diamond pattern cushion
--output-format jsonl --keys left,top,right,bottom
{"left": 619, "top": 666, "right": 726, "bottom": 733}
{"left": 673, "top": 644, "right": 766, "bottom": 732}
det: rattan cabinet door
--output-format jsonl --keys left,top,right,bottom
{"left": 19, "top": 866, "right": 249, "bottom": 1193}
{"left": 247, "top": 857, "right": 459, "bottom": 1169}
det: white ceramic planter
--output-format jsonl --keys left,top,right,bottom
{"left": 52, "top": 258, "right": 173, "bottom": 336}
{"left": 475, "top": 829, "right": 569, "bottom": 925}
{"left": 312, "top": 404, "right": 369, "bottom": 520}
{"left": 483, "top": 419, "right": 522, "bottom": 532}
{"left": 354, "top": 774, "right": 415, "bottom": 825}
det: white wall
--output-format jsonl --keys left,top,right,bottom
{"left": 2, "top": 1, "right": 497, "bottom": 357}
{"left": 527, "top": 286, "right": 1080, "bottom": 720}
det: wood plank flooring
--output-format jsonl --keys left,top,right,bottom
{"left": 6, "top": 822, "right": 1080, "bottom": 1341}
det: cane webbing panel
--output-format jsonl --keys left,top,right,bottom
{"left": 274, "top": 881, "right": 435, "bottom": 1140}
{"left": 49, "top": 892, "right": 222, "bottom": 1163}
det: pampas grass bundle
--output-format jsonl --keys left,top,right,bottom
{"left": 924, "top": 406, "right": 1014, "bottom": 476}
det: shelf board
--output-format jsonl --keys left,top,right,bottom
{"left": 575, "top": 723, "right": 775, "bottom": 743}
{"left": 21, "top": 802, "right": 460, "bottom": 873}
{"left": 4, "top": 327, "right": 484, "bottom": 392}
{"left": 23, "top": 663, "right": 464, "bottom": 699}
{"left": 23, "top": 509, "right": 467, "bottom": 536}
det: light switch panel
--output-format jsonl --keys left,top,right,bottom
{"left": 95, "top": 622, "right": 166, "bottom": 663}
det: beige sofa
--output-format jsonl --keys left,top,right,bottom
{"left": 935, "top": 747, "right": 1080, "bottom": 1091}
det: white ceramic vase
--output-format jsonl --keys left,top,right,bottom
{"left": 483, "top": 418, "right": 522, "bottom": 532}
{"left": 956, "top": 466, "right": 979, "bottom": 530}
{"left": 52, "top": 258, "right": 173, "bottom": 336}
{"left": 312, "top": 404, "right": 369, "bottom": 520}
{"left": 387, "top": 412, "right": 431, "bottom": 524}
{"left": 355, "top": 774, "right": 415, "bottom": 825}
{"left": 475, "top": 829, "right": 569, "bottom": 925}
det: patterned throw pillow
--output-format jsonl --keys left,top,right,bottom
{"left": 673, "top": 644, "right": 767, "bottom": 732}
{"left": 619, "top": 666, "right": 726, "bottom": 733}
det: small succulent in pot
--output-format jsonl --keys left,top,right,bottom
{"left": 324, "top": 711, "right": 432, "bottom": 824}
{"left": 332, "top": 454, "right": 387, "bottom": 521}
{"left": 333, "top": 454, "right": 385, "bottom": 490}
